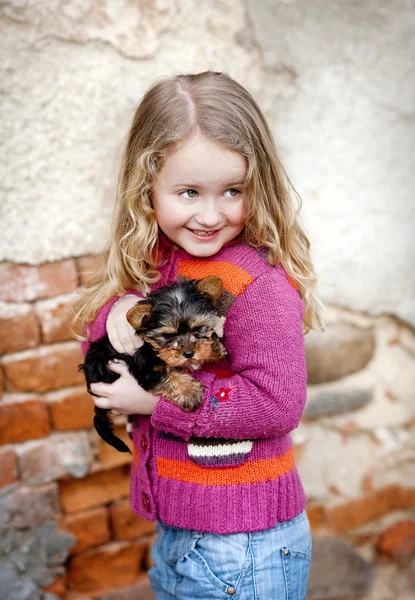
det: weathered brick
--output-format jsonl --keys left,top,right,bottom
{"left": 5, "top": 483, "right": 60, "bottom": 528}
{"left": 326, "top": 494, "right": 381, "bottom": 534}
{"left": 48, "top": 386, "right": 94, "bottom": 431}
{"left": 97, "top": 424, "right": 133, "bottom": 469}
{"left": 398, "top": 486, "right": 415, "bottom": 508}
{"left": 306, "top": 504, "right": 325, "bottom": 531}
{"left": 0, "top": 445, "right": 18, "bottom": 490}
{"left": 110, "top": 498, "right": 156, "bottom": 541}
{"left": 16, "top": 432, "right": 92, "bottom": 484}
{"left": 68, "top": 540, "right": 148, "bottom": 595}
{"left": 1, "top": 342, "right": 84, "bottom": 392}
{"left": 77, "top": 255, "right": 105, "bottom": 285}
{"left": 96, "top": 576, "right": 154, "bottom": 600}
{"left": 326, "top": 486, "right": 415, "bottom": 534}
{"left": 41, "top": 573, "right": 67, "bottom": 597}
{"left": 376, "top": 520, "right": 415, "bottom": 565}
{"left": 59, "top": 465, "right": 130, "bottom": 514}
{"left": 305, "top": 322, "right": 376, "bottom": 384}
{"left": 0, "top": 397, "right": 50, "bottom": 444}
{"left": 65, "top": 592, "right": 93, "bottom": 600}
{"left": 350, "top": 532, "right": 375, "bottom": 547}
{"left": 0, "top": 302, "right": 40, "bottom": 354}
{"left": 0, "top": 260, "right": 78, "bottom": 302}
{"left": 60, "top": 507, "right": 110, "bottom": 555}
{"left": 35, "top": 293, "right": 77, "bottom": 343}
{"left": 144, "top": 535, "right": 156, "bottom": 571}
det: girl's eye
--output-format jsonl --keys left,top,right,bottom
{"left": 182, "top": 189, "right": 198, "bottom": 199}
{"left": 225, "top": 188, "right": 240, "bottom": 197}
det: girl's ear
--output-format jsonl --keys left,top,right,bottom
{"left": 196, "top": 276, "right": 224, "bottom": 304}
{"left": 126, "top": 302, "right": 152, "bottom": 331}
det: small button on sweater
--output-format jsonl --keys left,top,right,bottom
{"left": 85, "top": 239, "right": 308, "bottom": 534}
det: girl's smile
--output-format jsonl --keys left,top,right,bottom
{"left": 152, "top": 130, "right": 246, "bottom": 257}
{"left": 185, "top": 227, "right": 222, "bottom": 241}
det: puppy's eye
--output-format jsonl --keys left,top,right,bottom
{"left": 163, "top": 332, "right": 177, "bottom": 340}
{"left": 193, "top": 326, "right": 208, "bottom": 339}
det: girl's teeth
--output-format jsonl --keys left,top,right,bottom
{"left": 193, "top": 230, "right": 215, "bottom": 236}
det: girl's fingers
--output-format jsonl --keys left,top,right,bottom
{"left": 112, "top": 328, "right": 126, "bottom": 354}
{"left": 118, "top": 332, "right": 135, "bottom": 354}
{"left": 107, "top": 360, "right": 128, "bottom": 375}
{"left": 92, "top": 395, "right": 112, "bottom": 409}
{"left": 133, "top": 333, "right": 144, "bottom": 349}
{"left": 128, "top": 326, "right": 139, "bottom": 348}
{"left": 90, "top": 381, "right": 112, "bottom": 397}
{"left": 122, "top": 326, "right": 142, "bottom": 355}
{"left": 112, "top": 325, "right": 137, "bottom": 355}
{"left": 106, "top": 326, "right": 122, "bottom": 354}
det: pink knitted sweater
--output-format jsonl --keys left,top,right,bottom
{"left": 85, "top": 239, "right": 308, "bottom": 534}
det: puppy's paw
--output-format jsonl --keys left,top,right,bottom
{"left": 176, "top": 379, "right": 204, "bottom": 412}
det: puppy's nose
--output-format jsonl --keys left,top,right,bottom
{"left": 183, "top": 350, "right": 194, "bottom": 358}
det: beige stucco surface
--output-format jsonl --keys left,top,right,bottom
{"left": 1, "top": 0, "right": 414, "bottom": 325}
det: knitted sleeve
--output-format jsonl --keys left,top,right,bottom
{"left": 150, "top": 269, "right": 307, "bottom": 440}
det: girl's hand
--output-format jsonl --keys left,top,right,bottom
{"left": 91, "top": 361, "right": 159, "bottom": 415}
{"left": 107, "top": 295, "right": 144, "bottom": 355}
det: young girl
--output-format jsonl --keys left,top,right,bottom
{"left": 74, "top": 71, "right": 322, "bottom": 600}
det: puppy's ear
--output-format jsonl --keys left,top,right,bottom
{"left": 196, "top": 276, "right": 223, "bottom": 304}
{"left": 126, "top": 302, "right": 152, "bottom": 331}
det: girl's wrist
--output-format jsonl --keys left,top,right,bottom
{"left": 138, "top": 390, "right": 160, "bottom": 415}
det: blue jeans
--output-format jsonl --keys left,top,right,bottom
{"left": 148, "top": 510, "right": 312, "bottom": 599}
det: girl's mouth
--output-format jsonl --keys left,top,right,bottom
{"left": 187, "top": 228, "right": 221, "bottom": 239}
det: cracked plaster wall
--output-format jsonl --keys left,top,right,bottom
{"left": 0, "top": 0, "right": 414, "bottom": 325}
{"left": 246, "top": 0, "right": 415, "bottom": 326}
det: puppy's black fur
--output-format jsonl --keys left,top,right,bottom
{"left": 80, "top": 335, "right": 166, "bottom": 453}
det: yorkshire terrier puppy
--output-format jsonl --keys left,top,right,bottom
{"left": 80, "top": 276, "right": 226, "bottom": 453}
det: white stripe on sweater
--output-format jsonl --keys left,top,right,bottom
{"left": 188, "top": 440, "right": 253, "bottom": 458}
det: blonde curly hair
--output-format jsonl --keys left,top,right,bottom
{"left": 73, "top": 71, "right": 324, "bottom": 337}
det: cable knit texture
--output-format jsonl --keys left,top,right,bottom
{"left": 85, "top": 239, "right": 308, "bottom": 533}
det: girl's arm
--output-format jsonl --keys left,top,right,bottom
{"left": 84, "top": 290, "right": 159, "bottom": 416}
{"left": 150, "top": 270, "right": 307, "bottom": 440}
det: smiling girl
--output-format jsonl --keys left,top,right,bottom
{"left": 74, "top": 71, "right": 322, "bottom": 600}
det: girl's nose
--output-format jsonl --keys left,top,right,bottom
{"left": 196, "top": 199, "right": 223, "bottom": 227}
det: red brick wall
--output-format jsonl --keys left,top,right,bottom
{"left": 0, "top": 257, "right": 155, "bottom": 599}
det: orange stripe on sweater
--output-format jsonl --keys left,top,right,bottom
{"left": 287, "top": 275, "right": 300, "bottom": 291}
{"left": 178, "top": 260, "right": 253, "bottom": 297}
{"left": 156, "top": 448, "right": 294, "bottom": 486}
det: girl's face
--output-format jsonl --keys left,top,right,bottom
{"left": 152, "top": 131, "right": 246, "bottom": 257}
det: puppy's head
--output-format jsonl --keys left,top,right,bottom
{"left": 126, "top": 277, "right": 226, "bottom": 369}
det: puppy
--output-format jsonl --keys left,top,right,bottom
{"left": 80, "top": 276, "right": 226, "bottom": 453}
